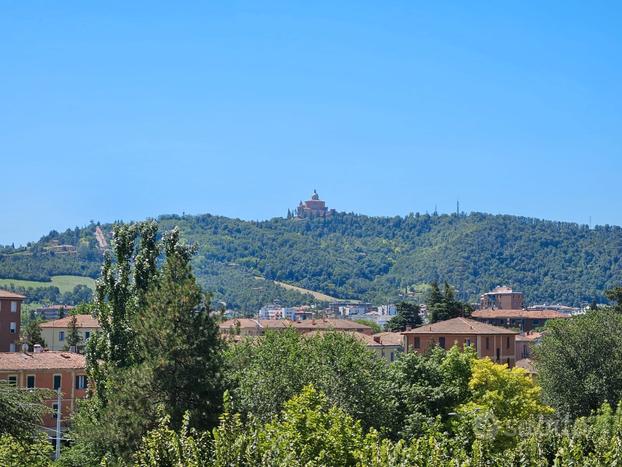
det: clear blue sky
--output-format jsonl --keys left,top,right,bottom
{"left": 2, "top": 2, "right": 621, "bottom": 245}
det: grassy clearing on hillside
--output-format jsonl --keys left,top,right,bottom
{"left": 271, "top": 280, "right": 352, "bottom": 303}
{"left": 0, "top": 275, "right": 96, "bottom": 294}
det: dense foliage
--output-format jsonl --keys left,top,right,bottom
{"left": 535, "top": 309, "right": 622, "bottom": 418}
{"left": 3, "top": 211, "right": 622, "bottom": 310}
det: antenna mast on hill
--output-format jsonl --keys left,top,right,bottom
{"left": 456, "top": 200, "right": 460, "bottom": 216}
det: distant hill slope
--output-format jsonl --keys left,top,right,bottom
{"left": 1, "top": 212, "right": 621, "bottom": 310}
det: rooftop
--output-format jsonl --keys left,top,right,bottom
{"left": 482, "top": 286, "right": 519, "bottom": 296}
{"left": 304, "top": 330, "right": 382, "bottom": 346}
{"left": 40, "top": 314, "right": 100, "bottom": 329}
{"left": 219, "top": 318, "right": 372, "bottom": 332}
{"left": 373, "top": 332, "right": 404, "bottom": 346}
{"left": 0, "top": 351, "right": 86, "bottom": 370}
{"left": 402, "top": 317, "right": 517, "bottom": 335}
{"left": 472, "top": 309, "right": 569, "bottom": 320}
{"left": 0, "top": 289, "right": 26, "bottom": 300}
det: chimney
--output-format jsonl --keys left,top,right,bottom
{"left": 405, "top": 325, "right": 412, "bottom": 331}
{"left": 33, "top": 344, "right": 43, "bottom": 353}
{"left": 21, "top": 342, "right": 29, "bottom": 353}
{"left": 373, "top": 335, "right": 381, "bottom": 344}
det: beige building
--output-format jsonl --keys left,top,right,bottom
{"left": 40, "top": 315, "right": 100, "bottom": 351}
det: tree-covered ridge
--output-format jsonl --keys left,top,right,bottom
{"left": 2, "top": 211, "right": 622, "bottom": 309}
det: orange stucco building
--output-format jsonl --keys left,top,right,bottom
{"left": 402, "top": 317, "right": 518, "bottom": 367}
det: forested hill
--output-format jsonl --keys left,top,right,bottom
{"left": 1, "top": 211, "right": 621, "bottom": 310}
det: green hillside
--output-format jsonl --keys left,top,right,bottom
{"left": 0, "top": 275, "right": 96, "bottom": 294}
{"left": 1, "top": 212, "right": 621, "bottom": 310}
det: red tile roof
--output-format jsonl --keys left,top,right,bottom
{"left": 0, "top": 351, "right": 86, "bottom": 370}
{"left": 40, "top": 314, "right": 100, "bottom": 329}
{"left": 219, "top": 318, "right": 372, "bottom": 332}
{"left": 0, "top": 289, "right": 26, "bottom": 300}
{"left": 373, "top": 332, "right": 404, "bottom": 346}
{"left": 515, "top": 332, "right": 543, "bottom": 342}
{"left": 472, "top": 309, "right": 569, "bottom": 320}
{"left": 304, "top": 330, "right": 382, "bottom": 346}
{"left": 402, "top": 317, "right": 517, "bottom": 335}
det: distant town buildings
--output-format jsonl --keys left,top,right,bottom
{"left": 479, "top": 286, "right": 524, "bottom": 310}
{"left": 219, "top": 318, "right": 374, "bottom": 337}
{"left": 0, "top": 289, "right": 25, "bottom": 352}
{"left": 35, "top": 304, "right": 75, "bottom": 321}
{"left": 296, "top": 190, "right": 335, "bottom": 218}
{"left": 471, "top": 308, "right": 569, "bottom": 333}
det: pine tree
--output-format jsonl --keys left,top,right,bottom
{"left": 137, "top": 227, "right": 223, "bottom": 430}
{"left": 65, "top": 314, "right": 82, "bottom": 350}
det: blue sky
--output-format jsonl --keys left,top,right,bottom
{"left": 2, "top": 1, "right": 621, "bottom": 245}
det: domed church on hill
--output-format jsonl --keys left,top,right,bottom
{"left": 296, "top": 190, "right": 335, "bottom": 218}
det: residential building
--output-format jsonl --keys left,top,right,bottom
{"left": 515, "top": 332, "right": 542, "bottom": 359}
{"left": 34, "top": 304, "right": 75, "bottom": 321}
{"left": 479, "top": 286, "right": 524, "bottom": 310}
{"left": 305, "top": 330, "right": 402, "bottom": 362}
{"left": 471, "top": 309, "right": 569, "bottom": 333}
{"left": 402, "top": 317, "right": 518, "bottom": 367}
{"left": 296, "top": 190, "right": 335, "bottom": 218}
{"left": 219, "top": 318, "right": 373, "bottom": 337}
{"left": 0, "top": 289, "right": 25, "bottom": 352}
{"left": 0, "top": 349, "right": 88, "bottom": 432}
{"left": 372, "top": 332, "right": 404, "bottom": 362}
{"left": 328, "top": 302, "right": 372, "bottom": 316}
{"left": 40, "top": 315, "right": 100, "bottom": 351}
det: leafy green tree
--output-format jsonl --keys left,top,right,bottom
{"left": 21, "top": 317, "right": 45, "bottom": 350}
{"left": 0, "top": 381, "right": 51, "bottom": 441}
{"left": 605, "top": 286, "right": 622, "bottom": 312}
{"left": 386, "top": 302, "right": 421, "bottom": 332}
{"left": 224, "top": 329, "right": 393, "bottom": 432}
{"left": 0, "top": 433, "right": 53, "bottom": 467}
{"left": 535, "top": 309, "right": 622, "bottom": 418}
{"left": 387, "top": 345, "right": 475, "bottom": 439}
{"left": 352, "top": 318, "right": 382, "bottom": 334}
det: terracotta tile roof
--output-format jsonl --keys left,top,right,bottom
{"left": 0, "top": 351, "right": 86, "bottom": 370}
{"left": 373, "top": 332, "right": 404, "bottom": 346}
{"left": 515, "top": 332, "right": 543, "bottom": 342}
{"left": 402, "top": 317, "right": 517, "bottom": 335}
{"left": 219, "top": 318, "right": 262, "bottom": 330}
{"left": 304, "top": 330, "right": 382, "bottom": 346}
{"left": 0, "top": 289, "right": 26, "bottom": 300}
{"left": 288, "top": 319, "right": 372, "bottom": 332}
{"left": 40, "top": 314, "right": 100, "bottom": 329}
{"left": 472, "top": 309, "right": 569, "bottom": 320}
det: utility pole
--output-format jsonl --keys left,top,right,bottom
{"left": 55, "top": 388, "right": 61, "bottom": 460}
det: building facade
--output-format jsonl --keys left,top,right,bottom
{"left": 40, "top": 315, "right": 101, "bottom": 351}
{"left": 0, "top": 350, "right": 88, "bottom": 432}
{"left": 471, "top": 309, "right": 569, "bottom": 333}
{"left": 402, "top": 317, "right": 518, "bottom": 367}
{"left": 0, "top": 290, "right": 25, "bottom": 352}
{"left": 479, "top": 286, "right": 524, "bottom": 310}
{"left": 296, "top": 190, "right": 335, "bottom": 218}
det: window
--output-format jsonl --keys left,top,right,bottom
{"left": 53, "top": 403, "right": 59, "bottom": 419}
{"left": 486, "top": 337, "right": 490, "bottom": 350}
{"left": 53, "top": 374, "right": 61, "bottom": 390}
{"left": 58, "top": 331, "right": 65, "bottom": 341}
{"left": 506, "top": 337, "right": 510, "bottom": 349}
{"left": 9, "top": 322, "right": 16, "bottom": 334}
{"left": 85, "top": 331, "right": 91, "bottom": 340}
{"left": 27, "top": 375, "right": 35, "bottom": 389}
{"left": 75, "top": 375, "right": 88, "bottom": 390}
{"left": 465, "top": 338, "right": 471, "bottom": 347}
{"left": 438, "top": 336, "right": 446, "bottom": 349}
{"left": 414, "top": 336, "right": 420, "bottom": 348}
{"left": 10, "top": 301, "right": 17, "bottom": 312}
{"left": 9, "top": 343, "right": 16, "bottom": 352}
{"left": 7, "top": 375, "right": 17, "bottom": 386}
{"left": 390, "top": 352, "right": 395, "bottom": 362}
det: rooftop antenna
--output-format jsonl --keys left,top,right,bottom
{"left": 456, "top": 200, "right": 460, "bottom": 216}
{"left": 434, "top": 204, "right": 438, "bottom": 215}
